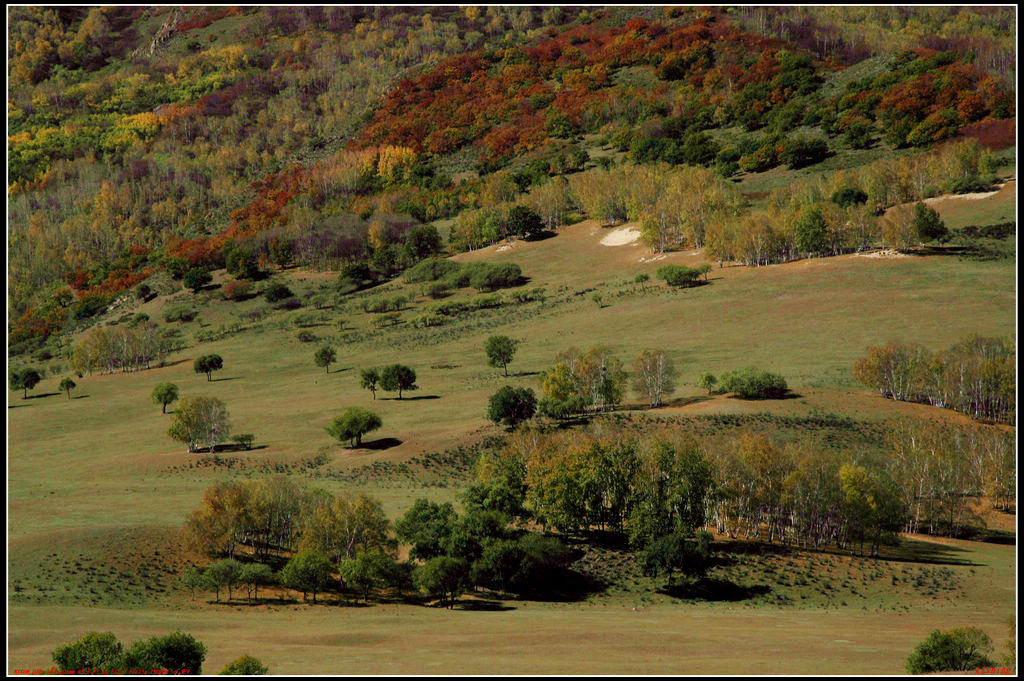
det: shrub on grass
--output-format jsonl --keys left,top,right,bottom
{"left": 719, "top": 367, "right": 788, "bottom": 399}
{"left": 219, "top": 655, "right": 269, "bottom": 675}
{"left": 905, "top": 628, "right": 993, "bottom": 674}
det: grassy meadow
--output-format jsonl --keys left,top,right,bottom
{"left": 7, "top": 188, "right": 1017, "bottom": 674}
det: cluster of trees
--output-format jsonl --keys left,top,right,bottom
{"left": 886, "top": 419, "right": 1015, "bottom": 535}
{"left": 538, "top": 346, "right": 629, "bottom": 417}
{"left": 69, "top": 321, "right": 180, "bottom": 375}
{"left": 404, "top": 257, "right": 524, "bottom": 292}
{"left": 656, "top": 264, "right": 711, "bottom": 287}
{"left": 359, "top": 364, "right": 417, "bottom": 399}
{"left": 716, "top": 367, "right": 788, "bottom": 399}
{"left": 703, "top": 139, "right": 995, "bottom": 264}
{"left": 854, "top": 335, "right": 1015, "bottom": 424}
{"left": 538, "top": 346, "right": 684, "bottom": 418}
{"left": 498, "top": 416, "right": 1012, "bottom": 561}
{"left": 168, "top": 396, "right": 230, "bottom": 453}
{"left": 182, "top": 474, "right": 573, "bottom": 606}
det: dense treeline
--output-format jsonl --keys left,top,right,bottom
{"left": 9, "top": 6, "right": 1013, "bottom": 350}
{"left": 854, "top": 335, "right": 1015, "bottom": 425}
{"left": 734, "top": 6, "right": 1016, "bottom": 81}
{"left": 500, "top": 420, "right": 1013, "bottom": 551}
{"left": 8, "top": 6, "right": 590, "bottom": 342}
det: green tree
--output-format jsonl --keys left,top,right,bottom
{"left": 906, "top": 628, "right": 993, "bottom": 674}
{"left": 913, "top": 202, "right": 948, "bottom": 242}
{"left": 206, "top": 558, "right": 243, "bottom": 602}
{"left": 414, "top": 556, "right": 470, "bottom": 608}
{"left": 263, "top": 281, "right": 293, "bottom": 302}
{"left": 380, "top": 363, "right": 417, "bottom": 398}
{"left": 238, "top": 563, "right": 274, "bottom": 602}
{"left": 640, "top": 531, "right": 712, "bottom": 586}
{"left": 485, "top": 335, "right": 519, "bottom": 376}
{"left": 487, "top": 385, "right": 537, "bottom": 426}
{"left": 506, "top": 205, "right": 545, "bottom": 239}
{"left": 183, "top": 268, "right": 212, "bottom": 293}
{"left": 152, "top": 382, "right": 179, "bottom": 414}
{"left": 360, "top": 367, "right": 380, "bottom": 399}
{"left": 326, "top": 407, "right": 382, "bottom": 447}
{"left": 193, "top": 354, "right": 223, "bottom": 381}
{"left": 394, "top": 498, "right": 457, "bottom": 560}
{"left": 794, "top": 205, "right": 828, "bottom": 255}
{"left": 53, "top": 632, "right": 124, "bottom": 673}
{"left": 339, "top": 552, "right": 397, "bottom": 602}
{"left": 10, "top": 367, "right": 42, "bottom": 399}
{"left": 122, "top": 631, "right": 207, "bottom": 675}
{"left": 180, "top": 565, "right": 209, "bottom": 600}
{"left": 697, "top": 372, "right": 717, "bottom": 394}
{"left": 280, "top": 551, "right": 333, "bottom": 603}
{"left": 59, "top": 376, "right": 77, "bottom": 399}
{"left": 219, "top": 655, "right": 269, "bottom": 675}
{"left": 168, "top": 396, "right": 230, "bottom": 453}
{"left": 314, "top": 345, "right": 336, "bottom": 374}
{"left": 635, "top": 273, "right": 650, "bottom": 291}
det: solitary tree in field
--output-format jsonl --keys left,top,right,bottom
{"left": 314, "top": 346, "right": 336, "bottom": 374}
{"left": 326, "top": 407, "right": 382, "bottom": 447}
{"left": 485, "top": 335, "right": 519, "bottom": 377}
{"left": 635, "top": 273, "right": 650, "bottom": 291}
{"left": 152, "top": 382, "right": 179, "bottom": 413}
{"left": 59, "top": 377, "right": 77, "bottom": 399}
{"left": 193, "top": 354, "right": 223, "bottom": 381}
{"left": 10, "top": 368, "right": 42, "bottom": 399}
{"left": 380, "top": 364, "right": 417, "bottom": 398}
{"left": 168, "top": 396, "right": 230, "bottom": 453}
{"left": 280, "top": 551, "right": 333, "bottom": 603}
{"left": 360, "top": 368, "right": 380, "bottom": 399}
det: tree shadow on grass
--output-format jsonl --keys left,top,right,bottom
{"left": 72, "top": 394, "right": 90, "bottom": 400}
{"left": 660, "top": 578, "right": 771, "bottom": 602}
{"left": 352, "top": 437, "right": 402, "bottom": 451}
{"left": 212, "top": 376, "right": 241, "bottom": 382}
{"left": 456, "top": 599, "right": 516, "bottom": 612}
{"left": 879, "top": 537, "right": 984, "bottom": 567}
{"left": 384, "top": 394, "right": 440, "bottom": 401}
{"left": 26, "top": 392, "right": 60, "bottom": 399}
{"left": 513, "top": 370, "right": 541, "bottom": 377}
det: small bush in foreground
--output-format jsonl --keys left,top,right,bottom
{"left": 219, "top": 655, "right": 269, "bottom": 675}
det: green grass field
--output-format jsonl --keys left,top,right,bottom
{"left": 7, "top": 189, "right": 1017, "bottom": 674}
